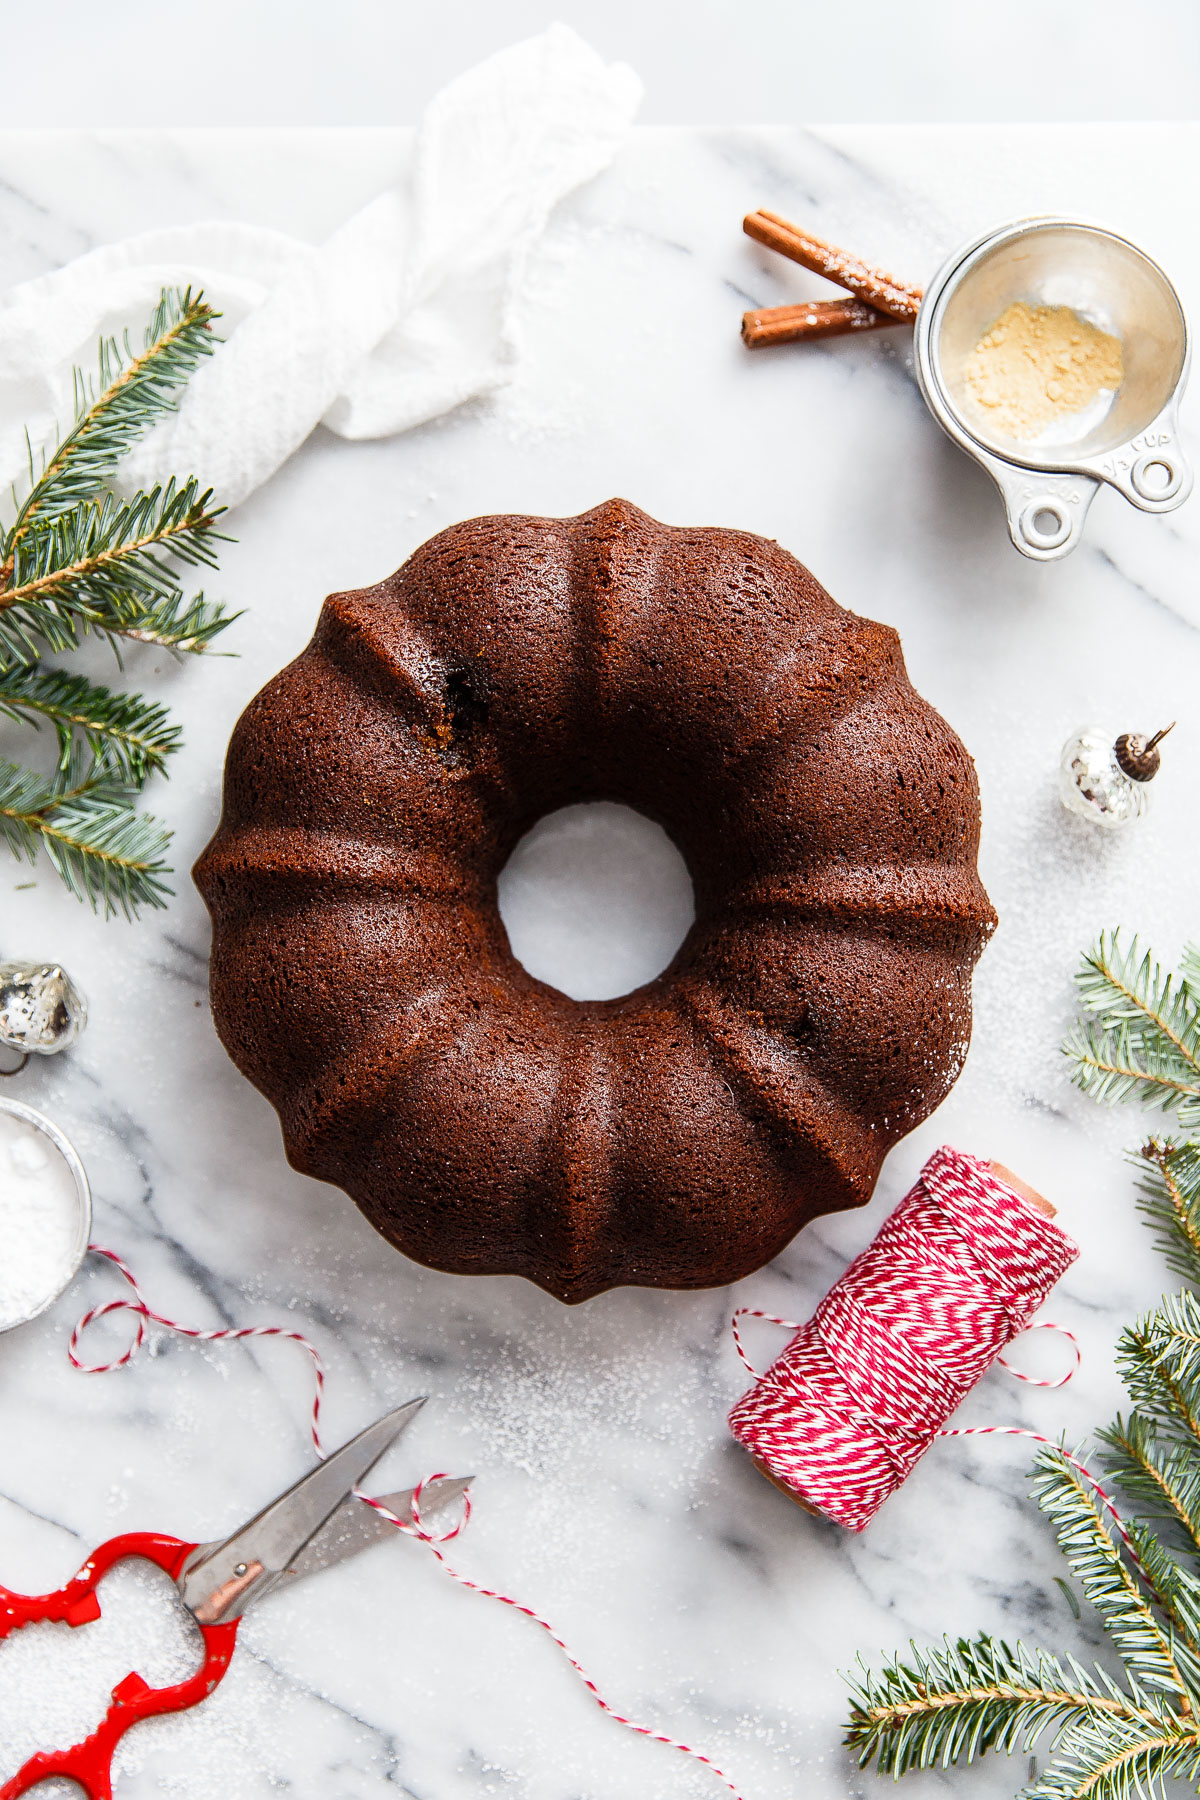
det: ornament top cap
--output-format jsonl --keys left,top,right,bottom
{"left": 1115, "top": 723, "right": 1175, "bottom": 783}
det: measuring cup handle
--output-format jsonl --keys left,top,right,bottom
{"left": 1091, "top": 411, "right": 1193, "bottom": 513}
{"left": 987, "top": 466, "right": 1099, "bottom": 562}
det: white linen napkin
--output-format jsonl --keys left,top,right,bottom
{"left": 0, "top": 25, "right": 641, "bottom": 510}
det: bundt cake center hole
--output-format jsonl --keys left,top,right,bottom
{"left": 497, "top": 802, "right": 696, "bottom": 1001}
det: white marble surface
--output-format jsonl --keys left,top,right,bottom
{"left": 0, "top": 123, "right": 1199, "bottom": 1800}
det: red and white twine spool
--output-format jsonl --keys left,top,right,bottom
{"left": 728, "top": 1147, "right": 1080, "bottom": 1531}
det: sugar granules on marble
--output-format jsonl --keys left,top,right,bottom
{"left": 0, "top": 1109, "right": 82, "bottom": 1329}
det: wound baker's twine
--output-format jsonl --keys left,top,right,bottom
{"left": 728, "top": 1147, "right": 1102, "bottom": 1534}
{"left": 731, "top": 1310, "right": 1080, "bottom": 1390}
{"left": 70, "top": 1242, "right": 746, "bottom": 1800}
{"left": 731, "top": 1311, "right": 1143, "bottom": 1570}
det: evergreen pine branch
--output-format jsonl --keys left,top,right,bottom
{"left": 0, "top": 289, "right": 231, "bottom": 915}
{"left": 1113, "top": 1515, "right": 1200, "bottom": 1702}
{"left": 845, "top": 1489, "right": 1200, "bottom": 1799}
{"left": 0, "top": 662, "right": 179, "bottom": 785}
{"left": 1134, "top": 1140, "right": 1200, "bottom": 1290}
{"left": 42, "top": 792, "right": 173, "bottom": 917}
{"left": 844, "top": 1634, "right": 1148, "bottom": 1778}
{"left": 1062, "top": 1020, "right": 1200, "bottom": 1121}
{"left": 1, "top": 287, "right": 219, "bottom": 557}
{"left": 1124, "top": 1292, "right": 1200, "bottom": 1456}
{"left": 0, "top": 745, "right": 171, "bottom": 917}
{"left": 1075, "top": 932, "right": 1200, "bottom": 1065}
{"left": 1064, "top": 934, "right": 1200, "bottom": 1123}
{"left": 1026, "top": 1709, "right": 1200, "bottom": 1799}
{"left": 0, "top": 480, "right": 233, "bottom": 660}
{"left": 93, "top": 587, "right": 233, "bottom": 657}
{"left": 1113, "top": 1317, "right": 1200, "bottom": 1448}
{"left": 1099, "top": 1413, "right": 1200, "bottom": 1561}
{"left": 1030, "top": 1446, "right": 1193, "bottom": 1698}
{"left": 1180, "top": 945, "right": 1200, "bottom": 1006}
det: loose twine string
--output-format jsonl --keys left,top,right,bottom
{"left": 69, "top": 1245, "right": 745, "bottom": 1800}
{"left": 67, "top": 1151, "right": 1141, "bottom": 1798}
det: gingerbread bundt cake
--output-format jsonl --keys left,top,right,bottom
{"left": 195, "top": 500, "right": 995, "bottom": 1303}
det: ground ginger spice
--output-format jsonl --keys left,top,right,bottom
{"left": 964, "top": 300, "right": 1123, "bottom": 439}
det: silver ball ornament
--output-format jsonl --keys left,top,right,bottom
{"left": 0, "top": 962, "right": 88, "bottom": 1066}
{"left": 1059, "top": 723, "right": 1174, "bottom": 830}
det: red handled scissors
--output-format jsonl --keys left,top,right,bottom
{"left": 0, "top": 1397, "right": 470, "bottom": 1799}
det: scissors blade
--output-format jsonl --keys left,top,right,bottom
{"left": 178, "top": 1397, "right": 426, "bottom": 1624}
{"left": 268, "top": 1474, "right": 473, "bottom": 1600}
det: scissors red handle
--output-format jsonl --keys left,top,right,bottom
{"left": 0, "top": 1532, "right": 240, "bottom": 1800}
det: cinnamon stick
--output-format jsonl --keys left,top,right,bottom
{"left": 741, "top": 297, "right": 893, "bottom": 348}
{"left": 743, "top": 209, "right": 922, "bottom": 323}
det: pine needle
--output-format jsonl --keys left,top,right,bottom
{"left": 0, "top": 745, "right": 171, "bottom": 918}
{"left": 1063, "top": 933, "right": 1200, "bottom": 1125}
{"left": 0, "top": 479, "right": 233, "bottom": 660}
{"left": 0, "top": 663, "right": 180, "bottom": 783}
{"left": 0, "top": 286, "right": 233, "bottom": 914}
{"left": 3, "top": 287, "right": 219, "bottom": 551}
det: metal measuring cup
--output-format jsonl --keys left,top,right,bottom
{"left": 0, "top": 1095, "right": 92, "bottom": 1333}
{"left": 915, "top": 216, "right": 1191, "bottom": 561}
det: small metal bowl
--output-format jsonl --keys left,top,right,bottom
{"left": 0, "top": 1095, "right": 92, "bottom": 1333}
{"left": 915, "top": 216, "right": 1192, "bottom": 560}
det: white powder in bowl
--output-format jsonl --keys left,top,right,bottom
{"left": 0, "top": 1108, "right": 85, "bottom": 1330}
